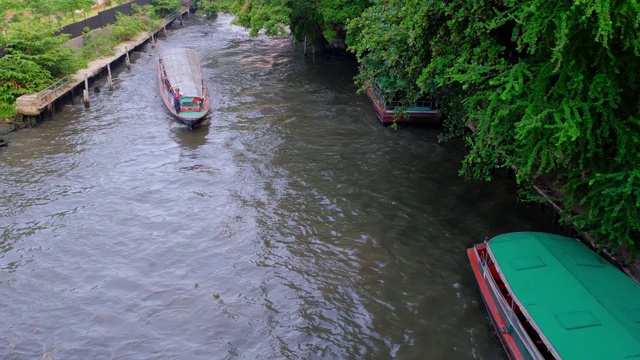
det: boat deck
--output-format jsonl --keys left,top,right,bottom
{"left": 176, "top": 96, "right": 207, "bottom": 119}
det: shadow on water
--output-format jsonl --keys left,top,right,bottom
{"left": 169, "top": 120, "right": 211, "bottom": 151}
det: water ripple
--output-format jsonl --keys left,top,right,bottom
{"left": 0, "top": 13, "right": 567, "bottom": 360}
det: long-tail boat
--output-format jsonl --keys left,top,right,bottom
{"left": 467, "top": 232, "right": 640, "bottom": 360}
{"left": 365, "top": 82, "right": 441, "bottom": 125}
{"left": 157, "top": 48, "right": 210, "bottom": 127}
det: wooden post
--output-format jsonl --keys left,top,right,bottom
{"left": 163, "top": 25, "right": 166, "bottom": 36}
{"left": 83, "top": 74, "right": 90, "bottom": 108}
{"left": 125, "top": 46, "right": 130, "bottom": 68}
{"left": 179, "top": 13, "right": 183, "bottom": 26}
{"left": 304, "top": 36, "right": 307, "bottom": 56}
{"left": 107, "top": 63, "right": 113, "bottom": 91}
{"left": 151, "top": 33, "right": 155, "bottom": 48}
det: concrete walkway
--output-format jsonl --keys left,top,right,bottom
{"left": 15, "top": 9, "right": 188, "bottom": 117}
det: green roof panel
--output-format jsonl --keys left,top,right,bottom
{"left": 488, "top": 232, "right": 640, "bottom": 360}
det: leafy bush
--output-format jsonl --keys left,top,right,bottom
{"left": 82, "top": 27, "right": 116, "bottom": 59}
{"left": 195, "top": 0, "right": 219, "bottom": 21}
{"left": 112, "top": 11, "right": 144, "bottom": 42}
{"left": 4, "top": 16, "right": 85, "bottom": 77}
{"left": 0, "top": 15, "right": 84, "bottom": 117}
{"left": 0, "top": 1, "right": 162, "bottom": 117}
{"left": 348, "top": 0, "right": 640, "bottom": 256}
{"left": 0, "top": 55, "right": 55, "bottom": 117}
{"left": 152, "top": 0, "right": 182, "bottom": 17}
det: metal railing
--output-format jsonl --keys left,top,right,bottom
{"left": 163, "top": 2, "right": 190, "bottom": 23}
{"left": 38, "top": 76, "right": 72, "bottom": 105}
{"left": 480, "top": 259, "right": 546, "bottom": 360}
{"left": 163, "top": 12, "right": 178, "bottom": 22}
{"left": 386, "top": 99, "right": 439, "bottom": 111}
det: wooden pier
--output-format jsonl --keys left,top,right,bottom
{"left": 15, "top": 8, "right": 190, "bottom": 118}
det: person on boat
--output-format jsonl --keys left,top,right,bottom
{"left": 173, "top": 88, "right": 181, "bottom": 113}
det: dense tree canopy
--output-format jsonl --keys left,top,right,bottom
{"left": 218, "top": 0, "right": 640, "bottom": 256}
{"left": 198, "top": 0, "right": 370, "bottom": 44}
{"left": 152, "top": 0, "right": 183, "bottom": 17}
{"left": 360, "top": 0, "right": 640, "bottom": 256}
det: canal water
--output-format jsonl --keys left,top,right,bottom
{"left": 0, "top": 14, "right": 563, "bottom": 359}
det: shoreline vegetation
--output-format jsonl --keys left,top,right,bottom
{"left": 0, "top": 0, "right": 184, "bottom": 119}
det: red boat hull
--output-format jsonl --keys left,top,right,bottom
{"left": 467, "top": 245, "right": 527, "bottom": 360}
{"left": 157, "top": 59, "right": 210, "bottom": 127}
{"left": 366, "top": 87, "right": 441, "bottom": 124}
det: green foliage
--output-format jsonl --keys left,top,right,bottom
{"left": 3, "top": 16, "right": 84, "bottom": 77}
{"left": 82, "top": 27, "right": 116, "bottom": 59}
{"left": 0, "top": 15, "right": 83, "bottom": 117}
{"left": 83, "top": 8, "right": 159, "bottom": 60}
{"left": 0, "top": 2, "right": 161, "bottom": 117}
{"left": 347, "top": 2, "right": 435, "bottom": 106}
{"left": 349, "top": 0, "right": 640, "bottom": 255}
{"left": 61, "top": 0, "right": 94, "bottom": 20}
{"left": 0, "top": 55, "right": 53, "bottom": 117}
{"left": 112, "top": 11, "right": 145, "bottom": 41}
{"left": 195, "top": 0, "right": 220, "bottom": 21}
{"left": 232, "top": 0, "right": 291, "bottom": 37}
{"left": 213, "top": 0, "right": 370, "bottom": 45}
{"left": 152, "top": 0, "right": 182, "bottom": 17}
{"left": 314, "top": 0, "right": 370, "bottom": 42}
{"left": 570, "top": 170, "right": 640, "bottom": 255}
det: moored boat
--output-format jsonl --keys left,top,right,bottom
{"left": 365, "top": 83, "right": 441, "bottom": 125}
{"left": 157, "top": 48, "right": 210, "bottom": 127}
{"left": 467, "top": 232, "right": 640, "bottom": 360}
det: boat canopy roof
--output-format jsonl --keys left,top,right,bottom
{"left": 160, "top": 48, "right": 205, "bottom": 98}
{"left": 487, "top": 232, "right": 640, "bottom": 360}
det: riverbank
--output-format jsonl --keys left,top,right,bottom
{"left": 469, "top": 124, "right": 640, "bottom": 282}
{"left": 0, "top": 118, "right": 15, "bottom": 148}
{"left": 532, "top": 175, "right": 640, "bottom": 281}
{"left": 9, "top": 9, "right": 189, "bottom": 133}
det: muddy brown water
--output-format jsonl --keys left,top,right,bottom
{"left": 0, "top": 14, "right": 564, "bottom": 359}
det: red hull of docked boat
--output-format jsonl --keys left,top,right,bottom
{"left": 365, "top": 87, "right": 441, "bottom": 124}
{"left": 467, "top": 245, "right": 527, "bottom": 360}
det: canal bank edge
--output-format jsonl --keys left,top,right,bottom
{"left": 9, "top": 8, "right": 191, "bottom": 132}
{"left": 0, "top": 118, "right": 15, "bottom": 148}
{"left": 468, "top": 123, "right": 640, "bottom": 284}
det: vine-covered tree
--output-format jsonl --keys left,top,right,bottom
{"left": 348, "top": 0, "right": 640, "bottom": 255}
{"left": 206, "top": 0, "right": 370, "bottom": 46}
{"left": 194, "top": 0, "right": 219, "bottom": 20}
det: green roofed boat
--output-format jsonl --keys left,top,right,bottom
{"left": 467, "top": 232, "right": 640, "bottom": 360}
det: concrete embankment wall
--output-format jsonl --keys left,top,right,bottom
{"left": 11, "top": 8, "right": 190, "bottom": 129}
